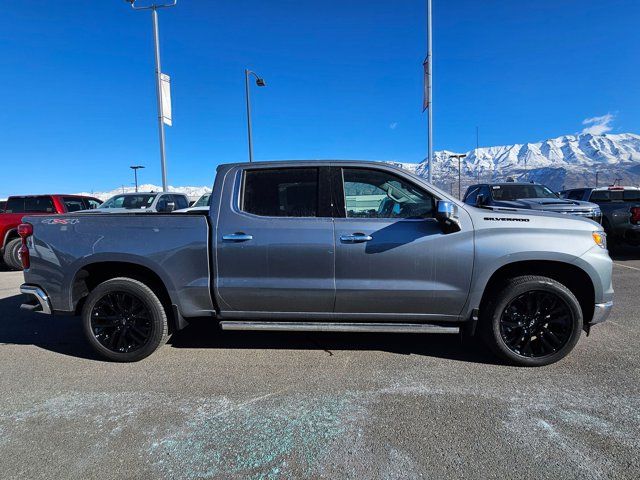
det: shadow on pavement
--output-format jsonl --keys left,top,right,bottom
{"left": 0, "top": 293, "right": 499, "bottom": 365}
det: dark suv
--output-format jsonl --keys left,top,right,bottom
{"left": 559, "top": 186, "right": 640, "bottom": 247}
{"left": 463, "top": 182, "right": 602, "bottom": 224}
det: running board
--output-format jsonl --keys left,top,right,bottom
{"left": 219, "top": 321, "right": 459, "bottom": 334}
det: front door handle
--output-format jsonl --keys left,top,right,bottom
{"left": 340, "top": 233, "right": 373, "bottom": 243}
{"left": 222, "top": 233, "right": 253, "bottom": 242}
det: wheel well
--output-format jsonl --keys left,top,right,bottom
{"left": 480, "top": 261, "right": 595, "bottom": 324}
{"left": 4, "top": 229, "right": 19, "bottom": 246}
{"left": 72, "top": 262, "right": 177, "bottom": 333}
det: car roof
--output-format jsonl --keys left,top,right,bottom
{"left": 591, "top": 186, "right": 640, "bottom": 191}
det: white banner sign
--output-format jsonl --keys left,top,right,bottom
{"left": 160, "top": 73, "right": 172, "bottom": 126}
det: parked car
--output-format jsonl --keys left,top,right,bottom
{"left": 463, "top": 182, "right": 602, "bottom": 223}
{"left": 0, "top": 194, "right": 101, "bottom": 270}
{"left": 559, "top": 186, "right": 640, "bottom": 247}
{"left": 91, "top": 192, "right": 189, "bottom": 213}
{"left": 19, "top": 161, "right": 612, "bottom": 366}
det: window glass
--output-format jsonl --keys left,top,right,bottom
{"left": 567, "top": 190, "right": 585, "bottom": 200}
{"left": 242, "top": 168, "right": 319, "bottom": 217}
{"left": 5, "top": 197, "right": 25, "bottom": 213}
{"left": 0, "top": 201, "right": 5, "bottom": 213}
{"left": 63, "top": 197, "right": 88, "bottom": 212}
{"left": 623, "top": 190, "right": 640, "bottom": 202}
{"left": 193, "top": 194, "right": 211, "bottom": 207}
{"left": 174, "top": 195, "right": 189, "bottom": 210}
{"left": 491, "top": 184, "right": 558, "bottom": 201}
{"left": 464, "top": 186, "right": 480, "bottom": 205}
{"left": 24, "top": 196, "right": 55, "bottom": 213}
{"left": 589, "top": 190, "right": 609, "bottom": 202}
{"left": 88, "top": 199, "right": 102, "bottom": 209}
{"left": 342, "top": 168, "right": 434, "bottom": 219}
{"left": 100, "top": 194, "right": 156, "bottom": 209}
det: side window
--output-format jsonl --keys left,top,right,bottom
{"left": 5, "top": 197, "right": 25, "bottom": 213}
{"left": 24, "top": 196, "right": 55, "bottom": 213}
{"left": 174, "top": 195, "right": 188, "bottom": 210}
{"left": 567, "top": 190, "right": 584, "bottom": 201}
{"left": 156, "top": 195, "right": 169, "bottom": 211}
{"left": 342, "top": 168, "right": 434, "bottom": 219}
{"left": 623, "top": 190, "right": 640, "bottom": 202}
{"left": 88, "top": 199, "right": 102, "bottom": 209}
{"left": 242, "top": 168, "right": 319, "bottom": 217}
{"left": 63, "top": 197, "right": 86, "bottom": 212}
{"left": 589, "top": 191, "right": 610, "bottom": 202}
{"left": 464, "top": 186, "right": 480, "bottom": 205}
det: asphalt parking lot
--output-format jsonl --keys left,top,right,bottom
{"left": 0, "top": 251, "right": 639, "bottom": 479}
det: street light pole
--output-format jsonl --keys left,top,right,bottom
{"left": 449, "top": 154, "right": 467, "bottom": 199}
{"left": 244, "top": 69, "right": 266, "bottom": 163}
{"left": 130, "top": 165, "right": 145, "bottom": 192}
{"left": 426, "top": 0, "right": 434, "bottom": 184}
{"left": 126, "top": 0, "right": 177, "bottom": 192}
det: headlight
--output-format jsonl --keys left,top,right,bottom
{"left": 592, "top": 230, "right": 607, "bottom": 249}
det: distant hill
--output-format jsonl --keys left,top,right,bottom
{"left": 82, "top": 132, "right": 640, "bottom": 201}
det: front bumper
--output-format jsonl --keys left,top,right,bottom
{"left": 20, "top": 284, "right": 52, "bottom": 315}
{"left": 590, "top": 301, "right": 613, "bottom": 325}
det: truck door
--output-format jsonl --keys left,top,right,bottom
{"left": 332, "top": 166, "right": 474, "bottom": 319}
{"left": 214, "top": 166, "right": 335, "bottom": 314}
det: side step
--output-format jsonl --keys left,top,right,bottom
{"left": 219, "top": 321, "right": 459, "bottom": 334}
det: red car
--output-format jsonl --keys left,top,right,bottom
{"left": 0, "top": 194, "right": 101, "bottom": 270}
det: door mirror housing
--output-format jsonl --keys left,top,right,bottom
{"left": 436, "top": 200, "right": 461, "bottom": 233}
{"left": 165, "top": 201, "right": 176, "bottom": 213}
{"left": 476, "top": 194, "right": 486, "bottom": 206}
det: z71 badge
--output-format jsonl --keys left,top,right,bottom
{"left": 41, "top": 218, "right": 80, "bottom": 225}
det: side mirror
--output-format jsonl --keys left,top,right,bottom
{"left": 165, "top": 201, "right": 176, "bottom": 213}
{"left": 436, "top": 200, "right": 461, "bottom": 233}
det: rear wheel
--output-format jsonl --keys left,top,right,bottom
{"left": 482, "top": 275, "right": 583, "bottom": 367}
{"left": 81, "top": 277, "right": 169, "bottom": 362}
{"left": 3, "top": 238, "right": 23, "bottom": 270}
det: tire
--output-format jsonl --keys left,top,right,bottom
{"left": 481, "top": 275, "right": 583, "bottom": 367}
{"left": 81, "top": 277, "right": 169, "bottom": 362}
{"left": 3, "top": 238, "right": 23, "bottom": 270}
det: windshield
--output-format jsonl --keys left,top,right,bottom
{"left": 491, "top": 184, "right": 558, "bottom": 201}
{"left": 193, "top": 193, "right": 211, "bottom": 207}
{"left": 99, "top": 194, "right": 157, "bottom": 210}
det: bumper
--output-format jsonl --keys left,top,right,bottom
{"left": 20, "top": 284, "right": 52, "bottom": 315}
{"left": 590, "top": 301, "right": 613, "bottom": 325}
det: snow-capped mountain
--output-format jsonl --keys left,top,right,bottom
{"left": 81, "top": 133, "right": 640, "bottom": 201}
{"left": 77, "top": 184, "right": 211, "bottom": 202}
{"left": 402, "top": 132, "right": 640, "bottom": 193}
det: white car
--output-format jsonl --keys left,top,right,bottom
{"left": 88, "top": 192, "right": 190, "bottom": 213}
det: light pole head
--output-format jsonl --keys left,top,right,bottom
{"left": 130, "top": 165, "right": 145, "bottom": 170}
{"left": 255, "top": 78, "right": 266, "bottom": 87}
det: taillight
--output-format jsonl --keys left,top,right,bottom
{"left": 631, "top": 207, "right": 640, "bottom": 225}
{"left": 17, "top": 223, "right": 33, "bottom": 269}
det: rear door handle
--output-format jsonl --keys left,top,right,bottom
{"left": 340, "top": 233, "right": 373, "bottom": 243}
{"left": 222, "top": 233, "right": 253, "bottom": 242}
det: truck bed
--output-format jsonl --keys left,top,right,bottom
{"left": 22, "top": 213, "right": 214, "bottom": 319}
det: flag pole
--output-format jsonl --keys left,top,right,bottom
{"left": 426, "top": 0, "right": 434, "bottom": 184}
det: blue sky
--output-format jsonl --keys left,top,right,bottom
{"left": 0, "top": 0, "right": 638, "bottom": 196}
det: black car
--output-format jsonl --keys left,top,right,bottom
{"left": 463, "top": 182, "right": 602, "bottom": 223}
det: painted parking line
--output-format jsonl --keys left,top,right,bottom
{"left": 613, "top": 262, "right": 640, "bottom": 272}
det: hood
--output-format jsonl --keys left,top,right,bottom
{"left": 494, "top": 198, "right": 600, "bottom": 212}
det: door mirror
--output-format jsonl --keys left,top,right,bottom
{"left": 436, "top": 200, "right": 461, "bottom": 233}
{"left": 165, "top": 201, "right": 176, "bottom": 213}
{"left": 476, "top": 194, "right": 486, "bottom": 206}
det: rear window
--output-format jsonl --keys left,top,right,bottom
{"left": 63, "top": 197, "right": 89, "bottom": 212}
{"left": 5, "top": 196, "right": 55, "bottom": 213}
{"left": 242, "top": 168, "right": 319, "bottom": 217}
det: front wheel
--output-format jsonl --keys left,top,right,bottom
{"left": 482, "top": 275, "right": 583, "bottom": 367}
{"left": 81, "top": 277, "right": 169, "bottom": 362}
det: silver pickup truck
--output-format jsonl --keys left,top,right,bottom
{"left": 18, "top": 161, "right": 613, "bottom": 366}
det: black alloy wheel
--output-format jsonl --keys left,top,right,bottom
{"left": 82, "top": 277, "right": 169, "bottom": 362}
{"left": 499, "top": 290, "right": 573, "bottom": 358}
{"left": 90, "top": 292, "right": 153, "bottom": 354}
